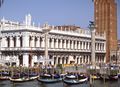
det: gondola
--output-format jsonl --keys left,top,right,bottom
{"left": 9, "top": 73, "right": 39, "bottom": 82}
{"left": 0, "top": 71, "right": 11, "bottom": 80}
{"left": 63, "top": 74, "right": 88, "bottom": 85}
{"left": 37, "top": 74, "right": 62, "bottom": 83}
{"left": 100, "top": 74, "right": 118, "bottom": 81}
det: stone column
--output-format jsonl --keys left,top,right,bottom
{"left": 23, "top": 53, "right": 29, "bottom": 67}
{"left": 71, "top": 40, "right": 74, "bottom": 49}
{"left": 104, "top": 42, "right": 106, "bottom": 51}
{"left": 2, "top": 37, "right": 7, "bottom": 47}
{"left": 48, "top": 38, "right": 50, "bottom": 48}
{"left": 75, "top": 56, "right": 78, "bottom": 64}
{"left": 36, "top": 37, "right": 40, "bottom": 47}
{"left": 88, "top": 55, "right": 90, "bottom": 64}
{"left": 88, "top": 42, "right": 90, "bottom": 50}
{"left": 60, "top": 58, "right": 62, "bottom": 64}
{"left": 41, "top": 37, "right": 45, "bottom": 48}
{"left": 31, "top": 36, "right": 35, "bottom": 47}
{"left": 64, "top": 57, "right": 66, "bottom": 64}
{"left": 67, "top": 40, "right": 70, "bottom": 49}
{"left": 78, "top": 41, "right": 80, "bottom": 50}
{"left": 81, "top": 42, "right": 84, "bottom": 50}
{"left": 78, "top": 57, "right": 80, "bottom": 64}
{"left": 60, "top": 39, "right": 62, "bottom": 48}
{"left": 55, "top": 56, "right": 58, "bottom": 65}
{"left": 10, "top": 37, "right": 14, "bottom": 47}
{"left": 16, "top": 55, "right": 19, "bottom": 66}
{"left": 22, "top": 35, "right": 29, "bottom": 47}
{"left": 55, "top": 39, "right": 58, "bottom": 48}
{"left": 74, "top": 41, "right": 77, "bottom": 50}
{"left": 16, "top": 36, "right": 20, "bottom": 47}
{"left": 84, "top": 42, "right": 87, "bottom": 50}
{"left": 32, "top": 55, "right": 37, "bottom": 66}
{"left": 63, "top": 40, "right": 66, "bottom": 48}
{"left": 91, "top": 27, "right": 96, "bottom": 66}
{"left": 97, "top": 43, "right": 99, "bottom": 51}
{"left": 51, "top": 38, "right": 54, "bottom": 48}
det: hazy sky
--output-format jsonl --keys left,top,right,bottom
{"left": 0, "top": 0, "right": 120, "bottom": 39}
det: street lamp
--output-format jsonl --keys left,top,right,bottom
{"left": 89, "top": 21, "right": 96, "bottom": 67}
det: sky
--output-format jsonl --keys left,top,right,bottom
{"left": 0, "top": 0, "right": 120, "bottom": 39}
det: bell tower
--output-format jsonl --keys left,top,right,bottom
{"left": 94, "top": 0, "right": 118, "bottom": 63}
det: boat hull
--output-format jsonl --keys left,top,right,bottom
{"left": 9, "top": 76, "right": 39, "bottom": 82}
{"left": 37, "top": 78, "right": 61, "bottom": 83}
{"left": 63, "top": 77, "right": 88, "bottom": 85}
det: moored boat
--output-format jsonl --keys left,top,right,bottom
{"left": 37, "top": 73, "right": 62, "bottom": 83}
{"left": 100, "top": 74, "right": 118, "bottom": 81}
{"left": 0, "top": 71, "right": 11, "bottom": 80}
{"left": 63, "top": 74, "right": 88, "bottom": 85}
{"left": 9, "top": 75, "right": 39, "bottom": 82}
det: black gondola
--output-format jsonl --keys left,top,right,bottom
{"left": 37, "top": 74, "right": 62, "bottom": 83}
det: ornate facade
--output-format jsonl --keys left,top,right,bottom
{"left": 0, "top": 14, "right": 106, "bottom": 67}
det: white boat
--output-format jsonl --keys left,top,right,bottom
{"left": 63, "top": 75, "right": 88, "bottom": 85}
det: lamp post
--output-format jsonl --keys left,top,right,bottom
{"left": 89, "top": 21, "right": 96, "bottom": 67}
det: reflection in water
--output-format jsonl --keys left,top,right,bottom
{"left": 0, "top": 80, "right": 119, "bottom": 87}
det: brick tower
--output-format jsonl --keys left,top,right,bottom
{"left": 94, "top": 0, "right": 118, "bottom": 63}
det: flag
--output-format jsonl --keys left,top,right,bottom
{"left": 0, "top": 0, "right": 4, "bottom": 7}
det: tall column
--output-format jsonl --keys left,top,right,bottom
{"left": 2, "top": 37, "right": 7, "bottom": 47}
{"left": 78, "top": 57, "right": 80, "bottom": 64}
{"left": 75, "top": 41, "right": 77, "bottom": 50}
{"left": 67, "top": 40, "right": 70, "bottom": 49}
{"left": 55, "top": 39, "right": 58, "bottom": 48}
{"left": 22, "top": 35, "right": 29, "bottom": 47}
{"left": 75, "top": 56, "right": 78, "bottom": 64}
{"left": 104, "top": 42, "right": 106, "bottom": 51}
{"left": 36, "top": 37, "right": 40, "bottom": 47}
{"left": 85, "top": 41, "right": 87, "bottom": 50}
{"left": 81, "top": 42, "right": 84, "bottom": 50}
{"left": 90, "top": 26, "right": 96, "bottom": 66}
{"left": 71, "top": 40, "right": 74, "bottom": 49}
{"left": 60, "top": 39, "right": 62, "bottom": 48}
{"left": 16, "top": 36, "right": 20, "bottom": 47}
{"left": 31, "top": 36, "right": 35, "bottom": 47}
{"left": 64, "top": 57, "right": 66, "bottom": 64}
{"left": 78, "top": 41, "right": 80, "bottom": 50}
{"left": 23, "top": 53, "right": 29, "bottom": 67}
{"left": 88, "top": 42, "right": 90, "bottom": 50}
{"left": 55, "top": 56, "right": 58, "bottom": 65}
{"left": 51, "top": 38, "right": 54, "bottom": 48}
{"left": 88, "top": 55, "right": 90, "bottom": 64}
{"left": 10, "top": 37, "right": 14, "bottom": 47}
{"left": 16, "top": 55, "right": 19, "bottom": 66}
{"left": 60, "top": 58, "right": 62, "bottom": 64}
{"left": 48, "top": 38, "right": 50, "bottom": 48}
{"left": 32, "top": 55, "right": 35, "bottom": 66}
{"left": 41, "top": 37, "right": 45, "bottom": 48}
{"left": 64, "top": 40, "right": 66, "bottom": 49}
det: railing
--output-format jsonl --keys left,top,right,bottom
{"left": 1, "top": 47, "right": 106, "bottom": 53}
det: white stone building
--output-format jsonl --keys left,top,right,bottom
{"left": 0, "top": 14, "right": 106, "bottom": 67}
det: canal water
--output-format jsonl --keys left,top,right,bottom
{"left": 0, "top": 80, "right": 120, "bottom": 87}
